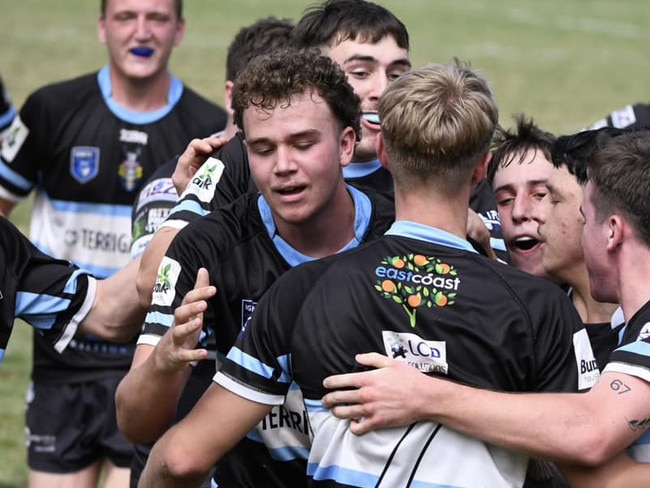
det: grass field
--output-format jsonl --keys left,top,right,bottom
{"left": 1, "top": 0, "right": 650, "bottom": 485}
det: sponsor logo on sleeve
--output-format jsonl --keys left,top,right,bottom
{"left": 152, "top": 256, "right": 181, "bottom": 307}
{"left": 183, "top": 157, "right": 225, "bottom": 203}
{"left": 573, "top": 328, "right": 600, "bottom": 390}
{"left": 374, "top": 253, "right": 460, "bottom": 328}
{"left": 382, "top": 330, "right": 448, "bottom": 374}
{"left": 70, "top": 146, "right": 100, "bottom": 183}
{"left": 239, "top": 299, "right": 257, "bottom": 338}
{"left": 610, "top": 105, "right": 637, "bottom": 129}
{"left": 1, "top": 115, "right": 28, "bottom": 163}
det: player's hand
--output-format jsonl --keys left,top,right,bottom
{"left": 153, "top": 268, "right": 216, "bottom": 372}
{"left": 321, "top": 352, "right": 429, "bottom": 435}
{"left": 172, "top": 135, "right": 229, "bottom": 195}
{"left": 466, "top": 208, "right": 497, "bottom": 260}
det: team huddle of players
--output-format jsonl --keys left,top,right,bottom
{"left": 2, "top": 1, "right": 650, "bottom": 488}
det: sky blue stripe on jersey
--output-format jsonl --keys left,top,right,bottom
{"left": 616, "top": 340, "right": 650, "bottom": 356}
{"left": 98, "top": 66, "right": 183, "bottom": 124}
{"left": 63, "top": 270, "right": 85, "bottom": 294}
{"left": 309, "top": 463, "right": 380, "bottom": 487}
{"left": 246, "top": 428, "right": 263, "bottom": 442}
{"left": 227, "top": 346, "right": 292, "bottom": 384}
{"left": 0, "top": 105, "right": 15, "bottom": 128}
{"left": 490, "top": 237, "right": 507, "bottom": 251}
{"left": 49, "top": 198, "right": 133, "bottom": 217}
{"left": 0, "top": 349, "right": 5, "bottom": 364}
{"left": 309, "top": 463, "right": 464, "bottom": 488}
{"left": 387, "top": 221, "right": 478, "bottom": 254}
{"left": 304, "top": 398, "right": 328, "bottom": 413}
{"left": 349, "top": 185, "right": 371, "bottom": 244}
{"left": 167, "top": 198, "right": 208, "bottom": 219}
{"left": 343, "top": 159, "right": 382, "bottom": 178}
{"left": 144, "top": 311, "right": 175, "bottom": 329}
{"left": 0, "top": 160, "right": 32, "bottom": 191}
{"left": 259, "top": 185, "right": 370, "bottom": 266}
{"left": 16, "top": 292, "right": 72, "bottom": 329}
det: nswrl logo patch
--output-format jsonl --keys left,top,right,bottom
{"left": 70, "top": 146, "right": 100, "bottom": 184}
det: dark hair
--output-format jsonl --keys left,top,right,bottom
{"left": 226, "top": 17, "right": 295, "bottom": 82}
{"left": 101, "top": 0, "right": 183, "bottom": 19}
{"left": 550, "top": 127, "right": 625, "bottom": 185}
{"left": 232, "top": 48, "right": 360, "bottom": 141}
{"left": 488, "top": 114, "right": 556, "bottom": 185}
{"left": 586, "top": 129, "right": 650, "bottom": 246}
{"left": 292, "top": 0, "right": 409, "bottom": 50}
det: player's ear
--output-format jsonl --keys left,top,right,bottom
{"left": 339, "top": 126, "right": 356, "bottom": 168}
{"left": 377, "top": 133, "right": 389, "bottom": 170}
{"left": 97, "top": 15, "right": 107, "bottom": 44}
{"left": 470, "top": 152, "right": 491, "bottom": 188}
{"left": 224, "top": 81, "right": 234, "bottom": 117}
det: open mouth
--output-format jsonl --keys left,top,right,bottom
{"left": 513, "top": 236, "right": 540, "bottom": 251}
{"left": 277, "top": 185, "right": 305, "bottom": 196}
{"left": 362, "top": 113, "right": 380, "bottom": 129}
{"left": 130, "top": 47, "right": 154, "bottom": 58}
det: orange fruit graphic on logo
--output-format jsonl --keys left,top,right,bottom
{"left": 435, "top": 263, "right": 451, "bottom": 275}
{"left": 407, "top": 294, "right": 421, "bottom": 308}
{"left": 381, "top": 279, "right": 396, "bottom": 293}
{"left": 413, "top": 255, "right": 427, "bottom": 266}
{"left": 434, "top": 291, "right": 448, "bottom": 306}
{"left": 392, "top": 257, "right": 405, "bottom": 268}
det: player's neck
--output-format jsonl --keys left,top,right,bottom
{"left": 570, "top": 282, "right": 618, "bottom": 325}
{"left": 275, "top": 182, "right": 356, "bottom": 259}
{"left": 393, "top": 186, "right": 469, "bottom": 240}
{"left": 617, "top": 244, "right": 650, "bottom": 323}
{"left": 109, "top": 68, "right": 171, "bottom": 112}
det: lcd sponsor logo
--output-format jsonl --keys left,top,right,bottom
{"left": 152, "top": 257, "right": 181, "bottom": 307}
{"left": 382, "top": 330, "right": 448, "bottom": 374}
{"left": 374, "top": 253, "right": 459, "bottom": 328}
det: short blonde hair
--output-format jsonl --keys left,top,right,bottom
{"left": 379, "top": 61, "right": 498, "bottom": 192}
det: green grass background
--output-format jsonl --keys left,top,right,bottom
{"left": 1, "top": 0, "right": 650, "bottom": 485}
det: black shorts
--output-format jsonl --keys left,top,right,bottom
{"left": 25, "top": 376, "right": 133, "bottom": 473}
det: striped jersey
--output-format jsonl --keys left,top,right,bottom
{"left": 216, "top": 221, "right": 598, "bottom": 488}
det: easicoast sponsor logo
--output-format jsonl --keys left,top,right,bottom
{"left": 374, "top": 253, "right": 460, "bottom": 328}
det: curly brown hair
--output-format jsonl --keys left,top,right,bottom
{"left": 232, "top": 48, "right": 361, "bottom": 142}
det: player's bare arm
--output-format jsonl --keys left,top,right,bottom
{"left": 116, "top": 268, "right": 216, "bottom": 444}
{"left": 561, "top": 451, "right": 650, "bottom": 488}
{"left": 139, "top": 383, "right": 272, "bottom": 488}
{"left": 83, "top": 257, "right": 146, "bottom": 342}
{"left": 324, "top": 354, "right": 650, "bottom": 466}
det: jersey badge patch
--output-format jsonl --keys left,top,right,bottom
{"left": 374, "top": 253, "right": 460, "bottom": 328}
{"left": 70, "top": 146, "right": 100, "bottom": 184}
{"left": 382, "top": 330, "right": 448, "bottom": 374}
{"left": 118, "top": 149, "right": 143, "bottom": 192}
{"left": 1, "top": 115, "right": 29, "bottom": 163}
